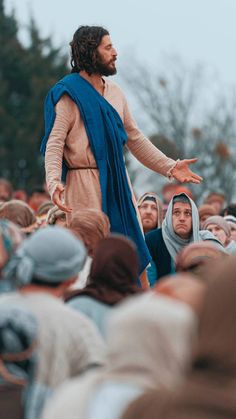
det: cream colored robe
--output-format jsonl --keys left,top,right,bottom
{"left": 45, "top": 78, "right": 175, "bottom": 221}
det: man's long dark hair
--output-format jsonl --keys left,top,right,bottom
{"left": 70, "top": 25, "right": 109, "bottom": 75}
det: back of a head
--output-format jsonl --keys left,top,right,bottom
{"left": 4, "top": 226, "right": 87, "bottom": 287}
{"left": 176, "top": 241, "right": 227, "bottom": 274}
{"left": 198, "top": 204, "right": 217, "bottom": 219}
{"left": 90, "top": 235, "right": 139, "bottom": 289}
{"left": 69, "top": 208, "right": 110, "bottom": 255}
{"left": 106, "top": 293, "right": 196, "bottom": 389}
{"left": 0, "top": 200, "right": 36, "bottom": 228}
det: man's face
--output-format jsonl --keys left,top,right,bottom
{"left": 139, "top": 199, "right": 158, "bottom": 233}
{"left": 95, "top": 35, "right": 117, "bottom": 76}
{"left": 172, "top": 202, "right": 192, "bottom": 239}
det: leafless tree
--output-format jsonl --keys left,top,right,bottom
{"left": 121, "top": 55, "right": 236, "bottom": 202}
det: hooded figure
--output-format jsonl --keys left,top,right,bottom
{"left": 121, "top": 254, "right": 236, "bottom": 419}
{"left": 42, "top": 292, "right": 197, "bottom": 419}
{"left": 137, "top": 192, "right": 163, "bottom": 233}
{"left": 145, "top": 193, "right": 223, "bottom": 283}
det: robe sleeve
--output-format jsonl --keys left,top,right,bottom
{"left": 123, "top": 98, "right": 176, "bottom": 178}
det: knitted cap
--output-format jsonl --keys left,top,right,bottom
{"left": 4, "top": 226, "right": 87, "bottom": 286}
{"left": 203, "top": 216, "right": 231, "bottom": 238}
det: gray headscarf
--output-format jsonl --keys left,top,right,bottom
{"left": 162, "top": 193, "right": 200, "bottom": 260}
{"left": 162, "top": 193, "right": 221, "bottom": 260}
{"left": 3, "top": 226, "right": 87, "bottom": 287}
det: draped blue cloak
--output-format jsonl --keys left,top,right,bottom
{"left": 40, "top": 73, "right": 151, "bottom": 274}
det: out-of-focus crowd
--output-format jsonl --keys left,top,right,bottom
{"left": 0, "top": 176, "right": 236, "bottom": 419}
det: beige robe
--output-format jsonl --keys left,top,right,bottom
{"left": 45, "top": 78, "right": 175, "bottom": 221}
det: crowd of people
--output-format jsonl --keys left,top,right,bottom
{"left": 2, "top": 22, "right": 236, "bottom": 419}
{"left": 0, "top": 176, "right": 236, "bottom": 418}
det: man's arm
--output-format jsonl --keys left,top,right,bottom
{"left": 45, "top": 95, "right": 73, "bottom": 212}
{"left": 123, "top": 100, "right": 202, "bottom": 184}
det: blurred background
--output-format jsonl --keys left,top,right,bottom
{"left": 2, "top": 0, "right": 236, "bottom": 202}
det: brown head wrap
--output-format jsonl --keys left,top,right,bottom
{"left": 66, "top": 235, "right": 141, "bottom": 305}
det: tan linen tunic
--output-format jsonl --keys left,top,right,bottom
{"left": 45, "top": 78, "right": 175, "bottom": 222}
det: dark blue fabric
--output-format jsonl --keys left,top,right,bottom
{"left": 145, "top": 227, "right": 174, "bottom": 281}
{"left": 40, "top": 73, "right": 151, "bottom": 273}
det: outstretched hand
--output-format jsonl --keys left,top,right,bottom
{"left": 171, "top": 158, "right": 203, "bottom": 184}
{"left": 52, "top": 183, "right": 72, "bottom": 213}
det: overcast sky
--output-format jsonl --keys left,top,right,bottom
{"left": 5, "top": 0, "right": 236, "bottom": 86}
{"left": 4, "top": 0, "right": 236, "bottom": 193}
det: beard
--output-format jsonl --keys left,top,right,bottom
{"left": 94, "top": 50, "right": 117, "bottom": 76}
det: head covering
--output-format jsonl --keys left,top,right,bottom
{"left": 46, "top": 205, "right": 66, "bottom": 225}
{"left": 137, "top": 192, "right": 163, "bottom": 228}
{"left": 202, "top": 215, "right": 231, "bottom": 238}
{"left": 68, "top": 208, "right": 110, "bottom": 256}
{"left": 198, "top": 204, "right": 217, "bottom": 219}
{"left": 0, "top": 200, "right": 36, "bottom": 228}
{"left": 176, "top": 241, "right": 227, "bottom": 273}
{"left": 121, "top": 255, "right": 236, "bottom": 419}
{"left": 162, "top": 193, "right": 200, "bottom": 260}
{"left": 65, "top": 235, "right": 141, "bottom": 305}
{"left": 3, "top": 226, "right": 87, "bottom": 287}
{"left": 105, "top": 293, "right": 197, "bottom": 389}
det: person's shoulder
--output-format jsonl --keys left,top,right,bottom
{"left": 146, "top": 227, "right": 163, "bottom": 241}
{"left": 105, "top": 78, "right": 126, "bottom": 99}
{"left": 55, "top": 93, "right": 77, "bottom": 110}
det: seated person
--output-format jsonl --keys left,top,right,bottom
{"left": 145, "top": 193, "right": 222, "bottom": 284}
{"left": 137, "top": 192, "right": 163, "bottom": 233}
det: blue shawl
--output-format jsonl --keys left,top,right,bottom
{"left": 40, "top": 73, "right": 150, "bottom": 273}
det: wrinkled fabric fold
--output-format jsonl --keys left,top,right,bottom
{"left": 41, "top": 73, "right": 151, "bottom": 273}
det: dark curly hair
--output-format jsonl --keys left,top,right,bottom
{"left": 70, "top": 25, "right": 109, "bottom": 75}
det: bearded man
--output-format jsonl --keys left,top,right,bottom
{"left": 41, "top": 26, "right": 202, "bottom": 285}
